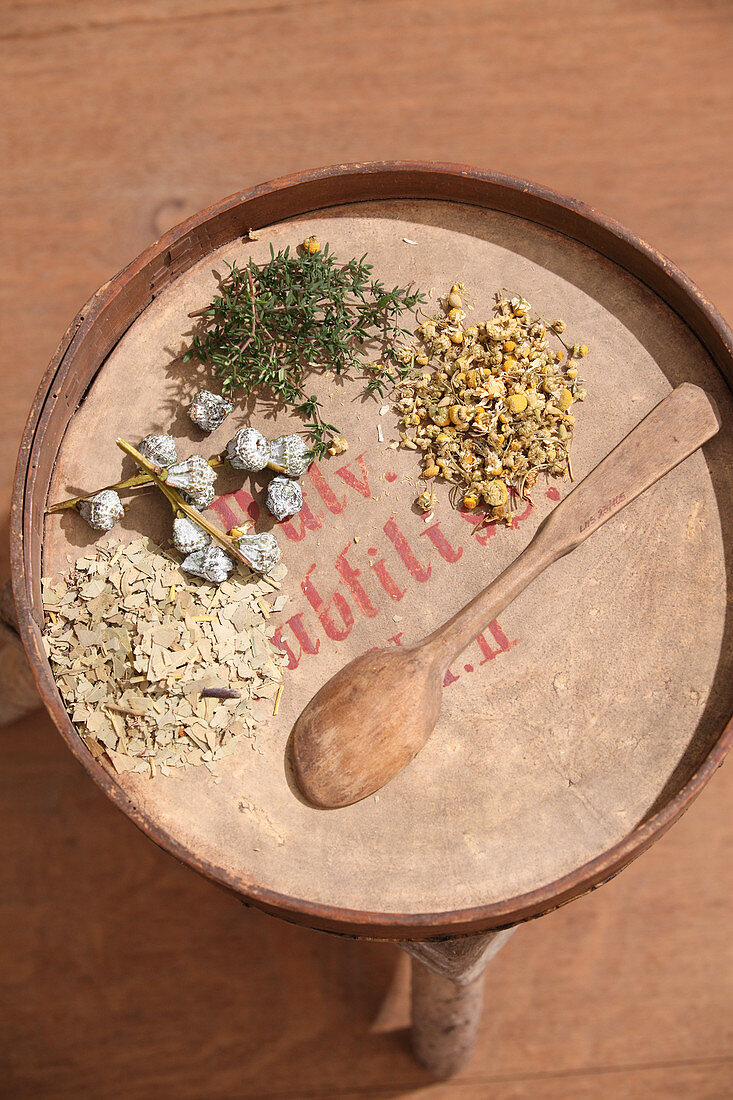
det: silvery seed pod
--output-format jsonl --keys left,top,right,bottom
{"left": 139, "top": 433, "right": 178, "bottom": 467}
{"left": 78, "top": 489, "right": 125, "bottom": 532}
{"left": 268, "top": 434, "right": 310, "bottom": 478}
{"left": 180, "top": 544, "right": 235, "bottom": 584}
{"left": 227, "top": 427, "right": 269, "bottom": 471}
{"left": 236, "top": 531, "right": 282, "bottom": 574}
{"left": 189, "top": 390, "right": 234, "bottom": 433}
{"left": 172, "top": 515, "right": 211, "bottom": 555}
{"left": 166, "top": 455, "right": 217, "bottom": 508}
{"left": 266, "top": 476, "right": 303, "bottom": 520}
{"left": 182, "top": 483, "right": 216, "bottom": 509}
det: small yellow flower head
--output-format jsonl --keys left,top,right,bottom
{"left": 415, "top": 487, "right": 437, "bottom": 512}
{"left": 302, "top": 235, "right": 321, "bottom": 255}
{"left": 449, "top": 405, "right": 471, "bottom": 427}
{"left": 327, "top": 434, "right": 349, "bottom": 456}
{"left": 430, "top": 405, "right": 451, "bottom": 427}
{"left": 484, "top": 479, "right": 509, "bottom": 507}
{"left": 506, "top": 392, "right": 528, "bottom": 414}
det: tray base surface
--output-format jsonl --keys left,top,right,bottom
{"left": 43, "top": 200, "right": 732, "bottom": 920}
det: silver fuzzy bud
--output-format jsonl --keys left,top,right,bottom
{"left": 226, "top": 427, "right": 269, "bottom": 471}
{"left": 268, "top": 434, "right": 310, "bottom": 478}
{"left": 78, "top": 489, "right": 125, "bottom": 532}
{"left": 189, "top": 390, "right": 234, "bottom": 433}
{"left": 236, "top": 531, "right": 282, "bottom": 574}
{"left": 182, "top": 484, "right": 216, "bottom": 509}
{"left": 166, "top": 455, "right": 217, "bottom": 508}
{"left": 180, "top": 544, "right": 235, "bottom": 584}
{"left": 172, "top": 515, "right": 210, "bottom": 555}
{"left": 139, "top": 434, "right": 178, "bottom": 467}
{"left": 266, "top": 476, "right": 303, "bottom": 520}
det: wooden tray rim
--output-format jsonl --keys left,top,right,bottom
{"left": 11, "top": 161, "right": 733, "bottom": 939}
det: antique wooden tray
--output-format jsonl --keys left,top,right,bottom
{"left": 12, "top": 164, "right": 733, "bottom": 938}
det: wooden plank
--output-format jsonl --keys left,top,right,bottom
{"left": 0, "top": 0, "right": 320, "bottom": 39}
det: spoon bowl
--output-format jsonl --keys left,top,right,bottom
{"left": 292, "top": 645, "right": 443, "bottom": 808}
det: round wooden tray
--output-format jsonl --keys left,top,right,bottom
{"left": 12, "top": 164, "right": 733, "bottom": 939}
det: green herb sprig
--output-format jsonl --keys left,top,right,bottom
{"left": 183, "top": 243, "right": 424, "bottom": 458}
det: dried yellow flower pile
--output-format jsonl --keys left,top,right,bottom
{"left": 42, "top": 538, "right": 287, "bottom": 777}
{"left": 394, "top": 287, "right": 588, "bottom": 522}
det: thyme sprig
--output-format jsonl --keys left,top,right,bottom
{"left": 183, "top": 244, "right": 425, "bottom": 458}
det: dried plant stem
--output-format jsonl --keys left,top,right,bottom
{"left": 201, "top": 687, "right": 240, "bottom": 699}
{"left": 115, "top": 439, "right": 256, "bottom": 570}
{"left": 47, "top": 471, "right": 153, "bottom": 513}
{"left": 47, "top": 452, "right": 286, "bottom": 514}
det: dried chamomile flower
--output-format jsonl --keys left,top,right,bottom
{"left": 227, "top": 427, "right": 269, "bottom": 471}
{"left": 446, "top": 284, "right": 463, "bottom": 310}
{"left": 235, "top": 530, "right": 282, "bottom": 574}
{"left": 180, "top": 544, "right": 235, "bottom": 584}
{"left": 166, "top": 455, "right": 217, "bottom": 508}
{"left": 415, "top": 487, "right": 437, "bottom": 513}
{"left": 327, "top": 435, "right": 349, "bottom": 457}
{"left": 189, "top": 389, "right": 234, "bottom": 433}
{"left": 139, "top": 434, "right": 178, "bottom": 467}
{"left": 78, "top": 489, "right": 125, "bottom": 531}
{"left": 266, "top": 476, "right": 303, "bottom": 520}
{"left": 172, "top": 515, "right": 210, "bottom": 555}
{"left": 482, "top": 479, "right": 509, "bottom": 507}
{"left": 268, "top": 434, "right": 310, "bottom": 478}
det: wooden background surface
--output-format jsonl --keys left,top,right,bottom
{"left": 2, "top": 1, "right": 733, "bottom": 1096}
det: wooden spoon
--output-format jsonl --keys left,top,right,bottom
{"left": 291, "top": 383, "right": 721, "bottom": 808}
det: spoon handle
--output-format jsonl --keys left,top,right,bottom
{"left": 424, "top": 383, "right": 721, "bottom": 668}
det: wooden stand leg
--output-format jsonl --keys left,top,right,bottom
{"left": 402, "top": 928, "right": 516, "bottom": 1078}
{"left": 0, "top": 579, "right": 40, "bottom": 725}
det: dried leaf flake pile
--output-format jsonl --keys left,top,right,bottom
{"left": 42, "top": 538, "right": 288, "bottom": 777}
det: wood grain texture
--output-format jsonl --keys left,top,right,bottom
{"left": 1, "top": 708, "right": 732, "bottom": 1097}
{"left": 2, "top": 0, "right": 733, "bottom": 1095}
